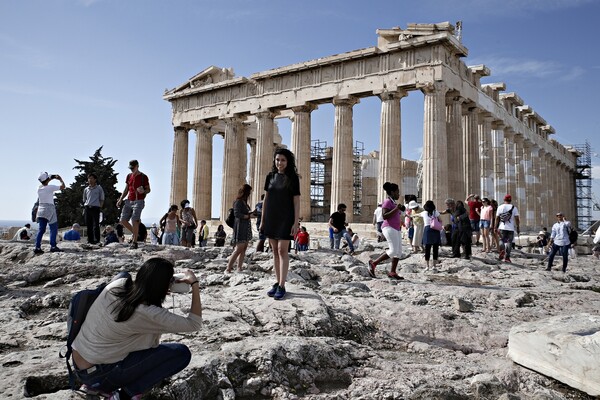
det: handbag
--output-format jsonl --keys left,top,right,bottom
{"left": 430, "top": 215, "right": 443, "bottom": 231}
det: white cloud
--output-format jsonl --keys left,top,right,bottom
{"left": 469, "top": 55, "right": 586, "bottom": 82}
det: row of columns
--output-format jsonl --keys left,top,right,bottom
{"left": 170, "top": 82, "right": 576, "bottom": 231}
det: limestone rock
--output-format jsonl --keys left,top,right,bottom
{"left": 507, "top": 313, "right": 600, "bottom": 396}
{"left": 454, "top": 297, "right": 474, "bottom": 312}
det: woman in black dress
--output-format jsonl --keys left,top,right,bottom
{"left": 226, "top": 184, "right": 254, "bottom": 273}
{"left": 259, "top": 148, "right": 300, "bottom": 300}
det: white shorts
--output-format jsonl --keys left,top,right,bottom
{"left": 383, "top": 226, "right": 402, "bottom": 258}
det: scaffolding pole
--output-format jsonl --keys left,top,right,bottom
{"left": 573, "top": 141, "right": 593, "bottom": 231}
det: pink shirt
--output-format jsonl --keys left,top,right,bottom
{"left": 480, "top": 205, "right": 493, "bottom": 221}
{"left": 381, "top": 198, "right": 403, "bottom": 231}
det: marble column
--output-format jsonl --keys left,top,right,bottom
{"left": 478, "top": 115, "right": 494, "bottom": 198}
{"left": 540, "top": 153, "right": 552, "bottom": 228}
{"left": 531, "top": 146, "right": 542, "bottom": 230}
{"left": 462, "top": 103, "right": 480, "bottom": 197}
{"left": 331, "top": 97, "right": 359, "bottom": 222}
{"left": 248, "top": 139, "right": 256, "bottom": 191}
{"left": 513, "top": 134, "right": 525, "bottom": 225}
{"left": 192, "top": 122, "right": 213, "bottom": 220}
{"left": 378, "top": 90, "right": 406, "bottom": 203}
{"left": 446, "top": 94, "right": 464, "bottom": 201}
{"left": 504, "top": 130, "right": 516, "bottom": 198}
{"left": 221, "top": 117, "right": 245, "bottom": 220}
{"left": 252, "top": 111, "right": 275, "bottom": 208}
{"left": 291, "top": 104, "right": 316, "bottom": 221}
{"left": 421, "top": 82, "right": 448, "bottom": 208}
{"left": 170, "top": 126, "right": 189, "bottom": 206}
{"left": 521, "top": 139, "right": 533, "bottom": 231}
{"left": 491, "top": 122, "right": 506, "bottom": 201}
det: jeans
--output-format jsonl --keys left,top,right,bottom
{"left": 547, "top": 243, "right": 570, "bottom": 272}
{"left": 85, "top": 206, "right": 101, "bottom": 244}
{"left": 35, "top": 218, "right": 58, "bottom": 249}
{"left": 329, "top": 227, "right": 334, "bottom": 249}
{"left": 76, "top": 343, "right": 191, "bottom": 396}
{"left": 499, "top": 230, "right": 515, "bottom": 258}
{"left": 333, "top": 229, "right": 354, "bottom": 252}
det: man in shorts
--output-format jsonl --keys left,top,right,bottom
{"left": 466, "top": 194, "right": 483, "bottom": 245}
{"left": 116, "top": 160, "right": 150, "bottom": 249}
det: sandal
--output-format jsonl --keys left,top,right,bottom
{"left": 368, "top": 260, "right": 376, "bottom": 278}
{"left": 387, "top": 272, "right": 404, "bottom": 280}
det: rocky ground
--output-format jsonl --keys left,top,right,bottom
{"left": 0, "top": 238, "right": 599, "bottom": 400}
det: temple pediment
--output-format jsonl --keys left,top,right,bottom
{"left": 166, "top": 66, "right": 235, "bottom": 95}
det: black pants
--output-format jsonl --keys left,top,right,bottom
{"left": 451, "top": 230, "right": 461, "bottom": 256}
{"left": 424, "top": 244, "right": 439, "bottom": 261}
{"left": 85, "top": 206, "right": 101, "bottom": 244}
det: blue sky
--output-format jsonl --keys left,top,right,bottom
{"left": 1, "top": 0, "right": 599, "bottom": 224}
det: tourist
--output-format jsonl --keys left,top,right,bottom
{"left": 420, "top": 200, "right": 442, "bottom": 269}
{"left": 82, "top": 173, "right": 105, "bottom": 245}
{"left": 116, "top": 160, "right": 150, "bottom": 250}
{"left": 535, "top": 230, "right": 548, "bottom": 252}
{"left": 198, "top": 220, "right": 209, "bottom": 247}
{"left": 442, "top": 198, "right": 461, "bottom": 258}
{"left": 342, "top": 227, "right": 360, "bottom": 251}
{"left": 466, "top": 194, "right": 483, "bottom": 245}
{"left": 12, "top": 223, "right": 31, "bottom": 241}
{"left": 103, "top": 225, "right": 119, "bottom": 246}
{"left": 259, "top": 148, "right": 301, "bottom": 300}
{"left": 295, "top": 226, "right": 310, "bottom": 251}
{"left": 72, "top": 258, "right": 202, "bottom": 400}
{"left": 368, "top": 182, "right": 405, "bottom": 280}
{"left": 479, "top": 198, "right": 493, "bottom": 253}
{"left": 408, "top": 200, "right": 424, "bottom": 253}
{"left": 64, "top": 223, "right": 82, "bottom": 241}
{"left": 179, "top": 200, "right": 198, "bottom": 248}
{"left": 160, "top": 205, "right": 181, "bottom": 246}
{"left": 34, "top": 172, "right": 66, "bottom": 254}
{"left": 546, "top": 212, "right": 572, "bottom": 273}
{"left": 214, "top": 224, "right": 226, "bottom": 247}
{"left": 593, "top": 228, "right": 600, "bottom": 259}
{"left": 494, "top": 194, "right": 520, "bottom": 263}
{"left": 254, "top": 194, "right": 266, "bottom": 252}
{"left": 226, "top": 184, "right": 255, "bottom": 273}
{"left": 329, "top": 203, "right": 355, "bottom": 254}
{"left": 149, "top": 223, "right": 159, "bottom": 245}
{"left": 373, "top": 203, "right": 385, "bottom": 242}
{"left": 490, "top": 199, "right": 500, "bottom": 250}
{"left": 455, "top": 201, "right": 472, "bottom": 260}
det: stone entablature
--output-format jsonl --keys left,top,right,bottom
{"left": 164, "top": 22, "right": 578, "bottom": 229}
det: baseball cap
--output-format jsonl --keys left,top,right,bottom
{"left": 504, "top": 194, "right": 512, "bottom": 201}
{"left": 38, "top": 172, "right": 49, "bottom": 182}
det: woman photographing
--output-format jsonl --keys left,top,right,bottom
{"left": 72, "top": 258, "right": 202, "bottom": 400}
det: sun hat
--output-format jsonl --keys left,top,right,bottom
{"left": 408, "top": 200, "right": 419, "bottom": 209}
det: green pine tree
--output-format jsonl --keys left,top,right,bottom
{"left": 55, "top": 147, "right": 121, "bottom": 228}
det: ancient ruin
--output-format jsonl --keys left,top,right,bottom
{"left": 163, "top": 22, "right": 578, "bottom": 230}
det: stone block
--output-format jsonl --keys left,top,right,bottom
{"left": 507, "top": 313, "right": 600, "bottom": 396}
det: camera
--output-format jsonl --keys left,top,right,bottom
{"left": 169, "top": 273, "right": 190, "bottom": 293}
{"left": 50, "top": 174, "right": 59, "bottom": 180}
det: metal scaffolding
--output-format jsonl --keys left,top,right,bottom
{"left": 310, "top": 139, "right": 329, "bottom": 221}
{"left": 573, "top": 141, "right": 593, "bottom": 230}
{"left": 353, "top": 141, "right": 364, "bottom": 216}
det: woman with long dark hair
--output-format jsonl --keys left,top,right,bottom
{"left": 259, "top": 148, "right": 300, "bottom": 300}
{"left": 420, "top": 200, "right": 442, "bottom": 269}
{"left": 71, "top": 258, "right": 202, "bottom": 400}
{"left": 226, "top": 184, "right": 254, "bottom": 273}
{"left": 368, "top": 182, "right": 405, "bottom": 280}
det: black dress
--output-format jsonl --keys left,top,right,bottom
{"left": 262, "top": 172, "right": 300, "bottom": 240}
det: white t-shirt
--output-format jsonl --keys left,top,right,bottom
{"left": 374, "top": 207, "right": 384, "bottom": 223}
{"left": 420, "top": 210, "right": 440, "bottom": 226}
{"left": 594, "top": 229, "right": 600, "bottom": 245}
{"left": 496, "top": 203, "right": 519, "bottom": 231}
{"left": 38, "top": 184, "right": 61, "bottom": 204}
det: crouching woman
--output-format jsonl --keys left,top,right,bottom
{"left": 71, "top": 258, "right": 202, "bottom": 400}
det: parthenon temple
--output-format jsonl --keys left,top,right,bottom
{"left": 163, "top": 22, "right": 578, "bottom": 231}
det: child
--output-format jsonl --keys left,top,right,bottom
{"left": 296, "top": 226, "right": 310, "bottom": 251}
